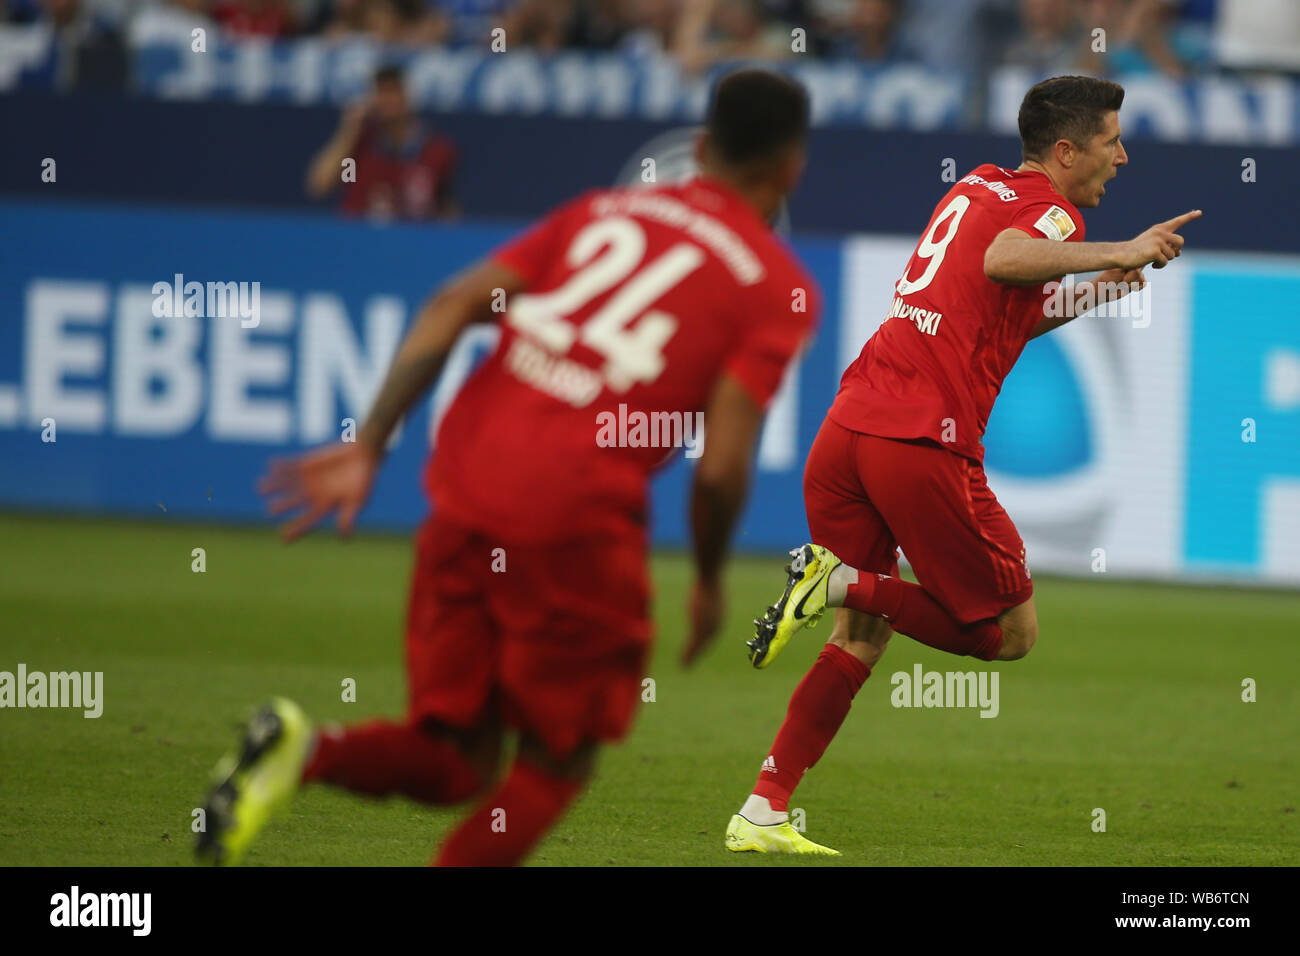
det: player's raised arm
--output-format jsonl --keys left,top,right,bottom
{"left": 259, "top": 258, "right": 522, "bottom": 542}
{"left": 985, "top": 209, "right": 1202, "bottom": 285}
{"left": 357, "top": 259, "right": 521, "bottom": 453}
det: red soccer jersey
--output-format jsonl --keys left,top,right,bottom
{"left": 426, "top": 177, "right": 819, "bottom": 543}
{"left": 830, "top": 164, "right": 1085, "bottom": 461}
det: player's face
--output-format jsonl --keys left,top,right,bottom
{"left": 372, "top": 81, "right": 409, "bottom": 125}
{"left": 1070, "top": 111, "right": 1127, "bottom": 208}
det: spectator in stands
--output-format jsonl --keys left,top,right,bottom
{"left": 392, "top": 0, "right": 451, "bottom": 42}
{"left": 497, "top": 0, "right": 574, "bottom": 51}
{"left": 322, "top": 0, "right": 369, "bottom": 36}
{"left": 894, "top": 0, "right": 1000, "bottom": 76}
{"left": 307, "top": 65, "right": 458, "bottom": 221}
{"left": 38, "top": 0, "right": 128, "bottom": 88}
{"left": 1078, "top": 0, "right": 1189, "bottom": 78}
{"left": 757, "top": 0, "right": 817, "bottom": 48}
{"left": 171, "top": 0, "right": 215, "bottom": 18}
{"left": 128, "top": 0, "right": 218, "bottom": 48}
{"left": 213, "top": 0, "right": 298, "bottom": 36}
{"left": 999, "top": 0, "right": 1087, "bottom": 72}
{"left": 1171, "top": 0, "right": 1215, "bottom": 71}
{"left": 824, "top": 0, "right": 900, "bottom": 62}
{"left": 620, "top": 0, "right": 679, "bottom": 56}
{"left": 566, "top": 0, "right": 631, "bottom": 49}
{"left": 674, "top": 0, "right": 795, "bottom": 73}
{"left": 496, "top": 0, "right": 654, "bottom": 51}
{"left": 438, "top": 0, "right": 514, "bottom": 45}
{"left": 323, "top": 0, "right": 448, "bottom": 44}
{"left": 1215, "top": 0, "right": 1300, "bottom": 73}
{"left": 4, "top": 0, "right": 43, "bottom": 22}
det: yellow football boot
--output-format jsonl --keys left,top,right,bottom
{"left": 724, "top": 813, "right": 841, "bottom": 855}
{"left": 196, "top": 697, "right": 312, "bottom": 866}
{"left": 747, "top": 544, "right": 844, "bottom": 669}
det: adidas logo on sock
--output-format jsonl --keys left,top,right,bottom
{"left": 761, "top": 755, "right": 777, "bottom": 773}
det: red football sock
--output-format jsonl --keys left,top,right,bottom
{"left": 843, "top": 573, "right": 1003, "bottom": 660}
{"left": 303, "top": 718, "right": 484, "bottom": 805}
{"left": 434, "top": 759, "right": 584, "bottom": 867}
{"left": 751, "top": 644, "right": 871, "bottom": 813}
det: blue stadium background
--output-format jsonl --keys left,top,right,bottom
{"left": 2, "top": 2, "right": 1299, "bottom": 584}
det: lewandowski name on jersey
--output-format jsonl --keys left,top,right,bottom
{"left": 830, "top": 164, "right": 1085, "bottom": 463}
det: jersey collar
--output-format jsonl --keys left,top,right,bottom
{"left": 686, "top": 175, "right": 769, "bottom": 228}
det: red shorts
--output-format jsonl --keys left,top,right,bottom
{"left": 405, "top": 514, "right": 651, "bottom": 761}
{"left": 804, "top": 417, "right": 1032, "bottom": 625}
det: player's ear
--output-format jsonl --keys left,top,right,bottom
{"left": 780, "top": 144, "right": 807, "bottom": 193}
{"left": 1055, "top": 138, "right": 1075, "bottom": 169}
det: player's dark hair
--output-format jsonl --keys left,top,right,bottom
{"left": 706, "top": 69, "right": 810, "bottom": 167}
{"left": 1018, "top": 75, "right": 1125, "bottom": 161}
{"left": 374, "top": 64, "right": 405, "bottom": 88}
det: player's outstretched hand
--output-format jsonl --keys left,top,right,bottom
{"left": 1093, "top": 266, "right": 1147, "bottom": 301}
{"left": 259, "top": 441, "right": 381, "bottom": 543}
{"left": 1120, "top": 209, "right": 1202, "bottom": 270}
{"left": 681, "top": 578, "right": 724, "bottom": 667}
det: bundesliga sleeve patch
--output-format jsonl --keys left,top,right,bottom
{"left": 1033, "top": 205, "right": 1077, "bottom": 241}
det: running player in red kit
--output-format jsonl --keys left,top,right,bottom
{"left": 726, "top": 76, "right": 1202, "bottom": 854}
{"left": 194, "top": 69, "right": 820, "bottom": 867}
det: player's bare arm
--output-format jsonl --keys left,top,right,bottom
{"left": 984, "top": 209, "right": 1202, "bottom": 285}
{"left": 1028, "top": 210, "right": 1202, "bottom": 337}
{"left": 357, "top": 260, "right": 520, "bottom": 452}
{"left": 259, "top": 259, "right": 523, "bottom": 542}
{"left": 1030, "top": 266, "right": 1147, "bottom": 339}
{"left": 682, "top": 373, "right": 766, "bottom": 666}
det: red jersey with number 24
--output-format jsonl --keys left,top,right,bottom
{"left": 426, "top": 177, "right": 819, "bottom": 544}
{"left": 830, "top": 164, "right": 1085, "bottom": 461}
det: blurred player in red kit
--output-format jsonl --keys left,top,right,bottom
{"left": 197, "top": 69, "right": 820, "bottom": 867}
{"left": 726, "top": 75, "right": 1202, "bottom": 854}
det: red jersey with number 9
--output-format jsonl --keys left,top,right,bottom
{"left": 425, "top": 177, "right": 819, "bottom": 543}
{"left": 829, "top": 164, "right": 1085, "bottom": 462}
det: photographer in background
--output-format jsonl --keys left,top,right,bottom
{"left": 307, "top": 64, "right": 459, "bottom": 221}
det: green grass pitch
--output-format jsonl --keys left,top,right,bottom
{"left": 1, "top": 512, "right": 1296, "bottom": 866}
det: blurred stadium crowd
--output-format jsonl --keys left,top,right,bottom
{"left": 6, "top": 0, "right": 1300, "bottom": 93}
